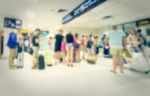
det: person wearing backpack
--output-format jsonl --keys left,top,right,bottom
{"left": 31, "top": 28, "right": 40, "bottom": 69}
{"left": 7, "top": 31, "right": 18, "bottom": 69}
{"left": 73, "top": 33, "right": 81, "bottom": 63}
{"left": 16, "top": 36, "right": 24, "bottom": 68}
{"left": 66, "top": 31, "right": 74, "bottom": 67}
{"left": 87, "top": 35, "right": 93, "bottom": 55}
{"left": 0, "top": 31, "right": 4, "bottom": 58}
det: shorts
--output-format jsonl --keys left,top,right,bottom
{"left": 111, "top": 48, "right": 123, "bottom": 62}
{"left": 74, "top": 43, "right": 80, "bottom": 49}
{"left": 55, "top": 44, "right": 61, "bottom": 52}
{"left": 67, "top": 43, "right": 74, "bottom": 49}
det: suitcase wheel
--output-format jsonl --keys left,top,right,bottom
{"left": 145, "top": 71, "right": 149, "bottom": 74}
{"left": 47, "top": 64, "right": 53, "bottom": 66}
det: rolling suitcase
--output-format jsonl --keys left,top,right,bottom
{"left": 38, "top": 55, "right": 45, "bottom": 70}
{"left": 129, "top": 52, "right": 150, "bottom": 74}
{"left": 45, "top": 50, "right": 53, "bottom": 66}
{"left": 103, "top": 47, "right": 111, "bottom": 58}
{"left": 16, "top": 53, "right": 24, "bottom": 68}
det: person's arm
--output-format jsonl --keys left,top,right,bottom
{"left": 126, "top": 35, "right": 132, "bottom": 45}
{"left": 35, "top": 38, "right": 39, "bottom": 43}
{"left": 137, "top": 36, "right": 142, "bottom": 45}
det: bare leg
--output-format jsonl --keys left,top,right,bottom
{"left": 118, "top": 57, "right": 124, "bottom": 73}
{"left": 112, "top": 55, "right": 117, "bottom": 73}
{"left": 70, "top": 48, "right": 73, "bottom": 66}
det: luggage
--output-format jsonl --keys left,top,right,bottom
{"left": 103, "top": 47, "right": 110, "bottom": 55}
{"left": 103, "top": 47, "right": 112, "bottom": 58}
{"left": 27, "top": 47, "right": 33, "bottom": 55}
{"left": 129, "top": 52, "right": 150, "bottom": 74}
{"left": 16, "top": 53, "right": 24, "bottom": 68}
{"left": 86, "top": 55, "right": 97, "bottom": 64}
{"left": 45, "top": 50, "right": 53, "bottom": 66}
{"left": 38, "top": 55, "right": 45, "bottom": 70}
{"left": 87, "top": 39, "right": 93, "bottom": 48}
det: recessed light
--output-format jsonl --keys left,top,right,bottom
{"left": 57, "top": 9, "right": 67, "bottom": 13}
{"left": 102, "top": 15, "right": 113, "bottom": 19}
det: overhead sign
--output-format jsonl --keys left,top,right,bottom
{"left": 62, "top": 0, "right": 106, "bottom": 24}
{"left": 137, "top": 18, "right": 150, "bottom": 26}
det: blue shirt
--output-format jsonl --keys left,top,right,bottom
{"left": 7, "top": 32, "right": 18, "bottom": 49}
{"left": 107, "top": 30, "right": 126, "bottom": 48}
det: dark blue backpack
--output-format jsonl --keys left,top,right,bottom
{"left": 87, "top": 39, "right": 93, "bottom": 48}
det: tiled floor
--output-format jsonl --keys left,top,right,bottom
{"left": 0, "top": 53, "right": 150, "bottom": 96}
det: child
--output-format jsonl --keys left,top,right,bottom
{"left": 16, "top": 38, "right": 24, "bottom": 68}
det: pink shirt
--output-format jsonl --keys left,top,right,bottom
{"left": 61, "top": 41, "right": 66, "bottom": 52}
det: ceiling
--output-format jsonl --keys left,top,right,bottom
{"left": 0, "top": 0, "right": 84, "bottom": 30}
{"left": 0, "top": 0, "right": 150, "bottom": 30}
{"left": 64, "top": 0, "right": 150, "bottom": 28}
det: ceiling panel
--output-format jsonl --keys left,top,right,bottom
{"left": 64, "top": 0, "right": 150, "bottom": 28}
{"left": 0, "top": 0, "right": 85, "bottom": 29}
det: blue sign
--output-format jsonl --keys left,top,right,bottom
{"left": 62, "top": 0, "right": 106, "bottom": 24}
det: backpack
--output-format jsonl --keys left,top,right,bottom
{"left": 17, "top": 44, "right": 23, "bottom": 53}
{"left": 87, "top": 39, "right": 93, "bottom": 48}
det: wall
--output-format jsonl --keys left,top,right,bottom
{"left": 0, "top": 17, "right": 18, "bottom": 58}
{"left": 95, "top": 25, "right": 112, "bottom": 39}
{"left": 62, "top": 27, "right": 98, "bottom": 36}
{"left": 0, "top": 17, "right": 3, "bottom": 30}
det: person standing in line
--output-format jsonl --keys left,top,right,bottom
{"left": 127, "top": 30, "right": 142, "bottom": 52}
{"left": 80, "top": 35, "right": 87, "bottom": 60}
{"left": 101, "top": 34, "right": 106, "bottom": 46}
{"left": 48, "top": 36, "right": 54, "bottom": 51}
{"left": 31, "top": 28, "right": 41, "bottom": 69}
{"left": 7, "top": 31, "right": 18, "bottom": 69}
{"left": 24, "top": 33, "right": 31, "bottom": 52}
{"left": 107, "top": 25, "right": 126, "bottom": 74}
{"left": 0, "top": 31, "right": 4, "bottom": 58}
{"left": 66, "top": 31, "right": 74, "bottom": 67}
{"left": 74, "top": 33, "right": 81, "bottom": 63}
{"left": 127, "top": 30, "right": 148, "bottom": 62}
{"left": 54, "top": 29, "right": 63, "bottom": 65}
{"left": 103, "top": 38, "right": 110, "bottom": 57}
{"left": 16, "top": 30, "right": 24, "bottom": 68}
{"left": 93, "top": 36, "right": 99, "bottom": 55}
{"left": 87, "top": 34, "right": 93, "bottom": 55}
{"left": 16, "top": 36, "right": 24, "bottom": 68}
